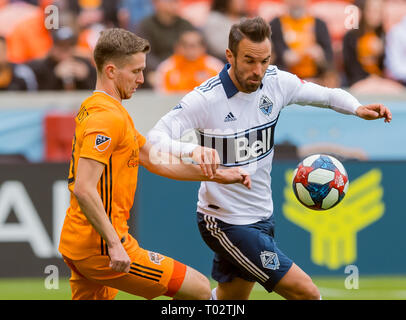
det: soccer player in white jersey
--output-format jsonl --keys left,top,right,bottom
{"left": 147, "top": 17, "right": 392, "bottom": 300}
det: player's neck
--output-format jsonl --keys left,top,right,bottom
{"left": 95, "top": 79, "right": 122, "bottom": 104}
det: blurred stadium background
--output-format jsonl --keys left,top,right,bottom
{"left": 0, "top": 0, "right": 405, "bottom": 300}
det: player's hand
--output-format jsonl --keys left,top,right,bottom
{"left": 214, "top": 167, "right": 251, "bottom": 189}
{"left": 108, "top": 242, "right": 131, "bottom": 273}
{"left": 355, "top": 104, "right": 392, "bottom": 123}
{"left": 191, "top": 146, "right": 220, "bottom": 179}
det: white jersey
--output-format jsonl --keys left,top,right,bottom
{"left": 147, "top": 65, "right": 361, "bottom": 225}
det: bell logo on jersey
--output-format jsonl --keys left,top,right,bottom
{"left": 259, "top": 95, "right": 273, "bottom": 116}
{"left": 234, "top": 126, "right": 273, "bottom": 163}
{"left": 197, "top": 117, "right": 278, "bottom": 167}
{"left": 94, "top": 134, "right": 111, "bottom": 152}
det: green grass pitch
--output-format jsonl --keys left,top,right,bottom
{"left": 0, "top": 276, "right": 405, "bottom": 300}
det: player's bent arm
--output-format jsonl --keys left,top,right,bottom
{"left": 73, "top": 157, "right": 131, "bottom": 273}
{"left": 148, "top": 128, "right": 220, "bottom": 178}
{"left": 139, "top": 142, "right": 251, "bottom": 188}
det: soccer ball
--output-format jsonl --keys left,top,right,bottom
{"left": 292, "top": 154, "right": 349, "bottom": 210}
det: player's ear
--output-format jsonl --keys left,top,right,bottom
{"left": 225, "top": 48, "right": 234, "bottom": 65}
{"left": 105, "top": 63, "right": 116, "bottom": 80}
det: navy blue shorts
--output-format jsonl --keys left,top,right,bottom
{"left": 197, "top": 212, "right": 293, "bottom": 292}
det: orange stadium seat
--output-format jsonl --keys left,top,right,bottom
{"left": 44, "top": 112, "right": 76, "bottom": 162}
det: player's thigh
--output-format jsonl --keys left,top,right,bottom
{"left": 63, "top": 256, "right": 118, "bottom": 300}
{"left": 173, "top": 265, "right": 211, "bottom": 300}
{"left": 69, "top": 271, "right": 118, "bottom": 300}
{"left": 74, "top": 248, "right": 187, "bottom": 300}
{"left": 110, "top": 249, "right": 210, "bottom": 300}
{"left": 273, "top": 263, "right": 320, "bottom": 300}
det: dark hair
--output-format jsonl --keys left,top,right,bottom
{"left": 93, "top": 28, "right": 150, "bottom": 73}
{"left": 228, "top": 17, "right": 271, "bottom": 56}
{"left": 176, "top": 28, "right": 205, "bottom": 47}
{"left": 0, "top": 36, "right": 5, "bottom": 43}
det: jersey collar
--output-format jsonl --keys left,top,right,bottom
{"left": 219, "top": 63, "right": 264, "bottom": 99}
{"left": 219, "top": 64, "right": 239, "bottom": 99}
{"left": 93, "top": 90, "right": 122, "bottom": 105}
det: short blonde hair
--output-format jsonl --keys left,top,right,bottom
{"left": 94, "top": 28, "right": 150, "bottom": 73}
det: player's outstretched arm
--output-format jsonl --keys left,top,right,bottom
{"left": 140, "top": 142, "right": 251, "bottom": 189}
{"left": 355, "top": 104, "right": 392, "bottom": 123}
{"left": 282, "top": 70, "right": 393, "bottom": 121}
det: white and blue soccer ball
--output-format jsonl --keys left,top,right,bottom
{"left": 292, "top": 154, "right": 349, "bottom": 210}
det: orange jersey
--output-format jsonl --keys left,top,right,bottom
{"left": 280, "top": 15, "right": 318, "bottom": 79}
{"left": 356, "top": 32, "right": 383, "bottom": 76}
{"left": 155, "top": 54, "right": 223, "bottom": 93}
{"left": 59, "top": 91, "right": 146, "bottom": 260}
{"left": 0, "top": 3, "right": 52, "bottom": 63}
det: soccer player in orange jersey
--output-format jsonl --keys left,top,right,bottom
{"left": 58, "top": 28, "right": 250, "bottom": 300}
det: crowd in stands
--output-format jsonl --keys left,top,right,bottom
{"left": 0, "top": 0, "right": 405, "bottom": 94}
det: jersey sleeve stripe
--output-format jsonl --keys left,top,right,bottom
{"left": 108, "top": 156, "right": 113, "bottom": 221}
{"left": 98, "top": 157, "right": 113, "bottom": 256}
{"left": 200, "top": 80, "right": 221, "bottom": 92}
{"left": 197, "top": 76, "right": 220, "bottom": 90}
{"left": 100, "top": 170, "right": 105, "bottom": 255}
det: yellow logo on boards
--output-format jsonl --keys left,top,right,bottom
{"left": 283, "top": 169, "right": 385, "bottom": 270}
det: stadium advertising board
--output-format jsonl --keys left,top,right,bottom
{"left": 137, "top": 161, "right": 406, "bottom": 277}
{"left": 0, "top": 161, "right": 404, "bottom": 278}
{"left": 0, "top": 163, "right": 71, "bottom": 277}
